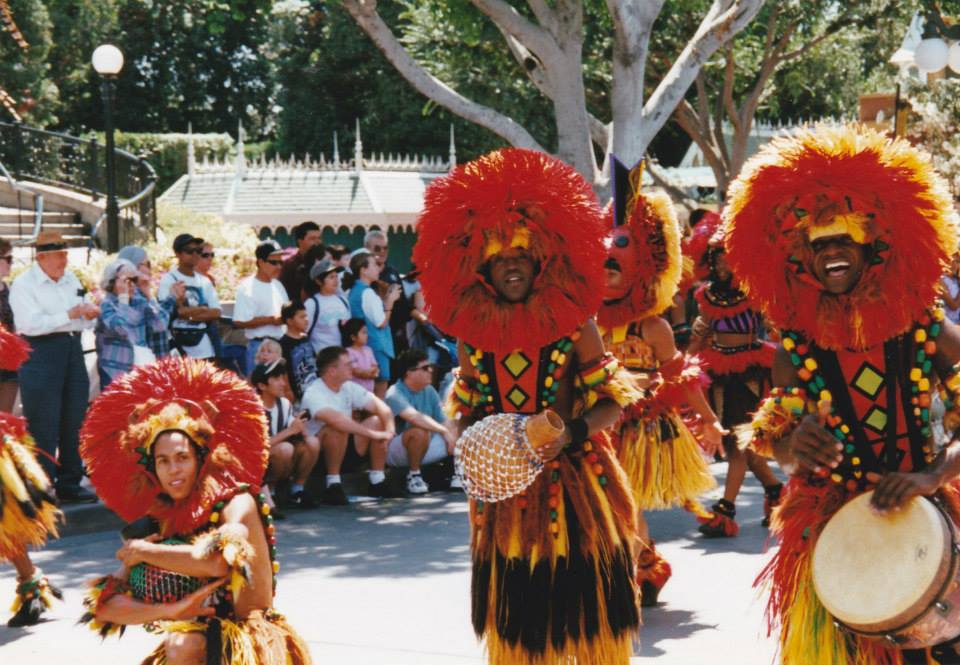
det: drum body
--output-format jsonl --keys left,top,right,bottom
{"left": 812, "top": 491, "right": 960, "bottom": 649}
{"left": 128, "top": 538, "right": 206, "bottom": 604}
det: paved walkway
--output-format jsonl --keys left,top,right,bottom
{"left": 0, "top": 464, "right": 780, "bottom": 664}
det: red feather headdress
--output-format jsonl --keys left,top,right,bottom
{"left": 413, "top": 148, "right": 607, "bottom": 354}
{"left": 0, "top": 324, "right": 30, "bottom": 371}
{"left": 724, "top": 125, "right": 958, "bottom": 351}
{"left": 597, "top": 158, "right": 683, "bottom": 329}
{"left": 79, "top": 358, "right": 268, "bottom": 537}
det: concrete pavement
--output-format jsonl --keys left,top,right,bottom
{"left": 0, "top": 463, "right": 780, "bottom": 664}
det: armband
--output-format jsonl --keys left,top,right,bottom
{"left": 652, "top": 353, "right": 710, "bottom": 408}
{"left": 576, "top": 353, "right": 643, "bottom": 409}
{"left": 738, "top": 387, "right": 812, "bottom": 458}
{"left": 80, "top": 574, "right": 131, "bottom": 638}
{"left": 446, "top": 370, "right": 486, "bottom": 419}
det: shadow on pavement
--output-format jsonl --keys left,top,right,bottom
{"left": 636, "top": 607, "right": 716, "bottom": 658}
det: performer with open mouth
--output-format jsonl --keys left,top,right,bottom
{"left": 730, "top": 124, "right": 960, "bottom": 664}
{"left": 416, "top": 148, "right": 641, "bottom": 664}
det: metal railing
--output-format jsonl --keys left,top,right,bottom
{"left": 0, "top": 121, "right": 157, "bottom": 245}
{"left": 0, "top": 156, "right": 44, "bottom": 245}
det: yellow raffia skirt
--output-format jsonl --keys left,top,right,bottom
{"left": 0, "top": 430, "right": 60, "bottom": 560}
{"left": 140, "top": 609, "right": 312, "bottom": 665}
{"left": 615, "top": 408, "right": 715, "bottom": 511}
{"left": 470, "top": 432, "right": 640, "bottom": 665}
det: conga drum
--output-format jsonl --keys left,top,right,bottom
{"left": 812, "top": 490, "right": 960, "bottom": 648}
{"left": 455, "top": 410, "right": 565, "bottom": 503}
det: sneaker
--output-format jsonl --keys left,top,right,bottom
{"left": 406, "top": 474, "right": 429, "bottom": 495}
{"left": 367, "top": 480, "right": 388, "bottom": 498}
{"left": 287, "top": 490, "right": 317, "bottom": 509}
{"left": 448, "top": 474, "right": 464, "bottom": 491}
{"left": 322, "top": 483, "right": 349, "bottom": 506}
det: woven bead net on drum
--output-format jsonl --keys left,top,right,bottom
{"left": 129, "top": 562, "right": 204, "bottom": 604}
{"left": 455, "top": 413, "right": 545, "bottom": 502}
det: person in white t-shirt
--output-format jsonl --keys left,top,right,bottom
{"left": 300, "top": 345, "right": 395, "bottom": 505}
{"left": 233, "top": 240, "right": 289, "bottom": 374}
{"left": 157, "top": 234, "right": 220, "bottom": 359}
{"left": 304, "top": 258, "right": 350, "bottom": 353}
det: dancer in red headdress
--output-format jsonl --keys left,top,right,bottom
{"left": 78, "top": 358, "right": 310, "bottom": 664}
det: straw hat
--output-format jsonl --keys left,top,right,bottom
{"left": 33, "top": 230, "right": 67, "bottom": 254}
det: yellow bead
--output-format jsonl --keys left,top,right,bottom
{"left": 544, "top": 376, "right": 554, "bottom": 388}
{"left": 840, "top": 425, "right": 850, "bottom": 434}
{"left": 209, "top": 512, "right": 220, "bottom": 524}
{"left": 804, "top": 358, "right": 818, "bottom": 371}
{"left": 919, "top": 378, "right": 930, "bottom": 392}
{"left": 934, "top": 309, "right": 946, "bottom": 321}
{"left": 830, "top": 473, "right": 843, "bottom": 484}
{"left": 851, "top": 457, "right": 860, "bottom": 465}
{"left": 550, "top": 349, "right": 559, "bottom": 361}
{"left": 782, "top": 337, "right": 796, "bottom": 351}
{"left": 583, "top": 442, "right": 593, "bottom": 452}
{"left": 272, "top": 561, "right": 280, "bottom": 573}
{"left": 819, "top": 390, "right": 832, "bottom": 403}
{"left": 479, "top": 374, "right": 490, "bottom": 384}
{"left": 557, "top": 354, "right": 567, "bottom": 366}
{"left": 916, "top": 329, "right": 928, "bottom": 343}
{"left": 261, "top": 504, "right": 270, "bottom": 516}
{"left": 910, "top": 368, "right": 922, "bottom": 382}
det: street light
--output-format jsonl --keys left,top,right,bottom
{"left": 92, "top": 44, "right": 124, "bottom": 252}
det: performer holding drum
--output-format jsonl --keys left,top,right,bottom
{"left": 730, "top": 124, "right": 960, "bottom": 664}
{"left": 415, "top": 148, "right": 641, "bottom": 664}
{"left": 77, "top": 358, "right": 311, "bottom": 665}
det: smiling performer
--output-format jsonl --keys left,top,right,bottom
{"left": 0, "top": 325, "right": 62, "bottom": 627}
{"left": 416, "top": 148, "right": 640, "bottom": 664}
{"left": 728, "top": 125, "right": 960, "bottom": 664}
{"left": 598, "top": 158, "right": 722, "bottom": 606}
{"left": 78, "top": 358, "right": 310, "bottom": 665}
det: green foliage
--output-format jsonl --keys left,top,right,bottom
{"left": 0, "top": 0, "right": 57, "bottom": 126}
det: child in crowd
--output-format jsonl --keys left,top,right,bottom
{"left": 342, "top": 318, "right": 378, "bottom": 392}
{"left": 279, "top": 301, "right": 319, "bottom": 402}
{"left": 253, "top": 360, "right": 321, "bottom": 510}
{"left": 255, "top": 338, "right": 283, "bottom": 365}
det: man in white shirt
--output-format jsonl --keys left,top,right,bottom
{"left": 300, "top": 345, "right": 395, "bottom": 505}
{"left": 10, "top": 230, "right": 99, "bottom": 503}
{"left": 233, "top": 240, "right": 289, "bottom": 374}
{"left": 157, "top": 234, "right": 220, "bottom": 359}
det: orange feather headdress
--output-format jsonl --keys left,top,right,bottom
{"left": 597, "top": 158, "right": 682, "bottom": 329}
{"left": 79, "top": 358, "right": 268, "bottom": 537}
{"left": 413, "top": 148, "right": 607, "bottom": 354}
{"left": 724, "top": 124, "right": 957, "bottom": 351}
{"left": 0, "top": 324, "right": 30, "bottom": 371}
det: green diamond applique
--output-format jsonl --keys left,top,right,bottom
{"left": 851, "top": 363, "right": 884, "bottom": 400}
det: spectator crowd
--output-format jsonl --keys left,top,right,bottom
{"left": 1, "top": 221, "right": 459, "bottom": 516}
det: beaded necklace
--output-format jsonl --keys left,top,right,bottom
{"left": 780, "top": 307, "right": 943, "bottom": 490}
{"left": 206, "top": 484, "right": 279, "bottom": 597}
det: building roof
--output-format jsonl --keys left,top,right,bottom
{"left": 160, "top": 122, "right": 455, "bottom": 234}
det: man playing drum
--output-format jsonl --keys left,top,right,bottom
{"left": 727, "top": 124, "right": 960, "bottom": 664}
{"left": 413, "top": 148, "right": 641, "bottom": 664}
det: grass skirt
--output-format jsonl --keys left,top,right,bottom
{"left": 470, "top": 432, "right": 640, "bottom": 664}
{"left": 0, "top": 430, "right": 60, "bottom": 560}
{"left": 615, "top": 410, "right": 715, "bottom": 510}
{"left": 140, "top": 609, "right": 311, "bottom": 665}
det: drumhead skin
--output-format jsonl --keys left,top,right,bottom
{"left": 812, "top": 491, "right": 953, "bottom": 632}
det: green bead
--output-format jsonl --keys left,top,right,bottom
{"left": 921, "top": 409, "right": 930, "bottom": 423}
{"left": 845, "top": 444, "right": 855, "bottom": 453}
{"left": 548, "top": 395, "right": 557, "bottom": 404}
{"left": 807, "top": 383, "right": 819, "bottom": 395}
{"left": 790, "top": 353, "right": 801, "bottom": 365}
{"left": 923, "top": 360, "right": 932, "bottom": 374}
{"left": 270, "top": 547, "right": 277, "bottom": 557}
{"left": 547, "top": 363, "right": 556, "bottom": 373}
{"left": 922, "top": 426, "right": 932, "bottom": 437}
{"left": 598, "top": 476, "right": 608, "bottom": 486}
{"left": 912, "top": 385, "right": 919, "bottom": 394}
{"left": 551, "top": 471, "right": 559, "bottom": 481}
{"left": 931, "top": 323, "right": 942, "bottom": 337}
{"left": 917, "top": 350, "right": 927, "bottom": 363}
{"left": 802, "top": 526, "right": 811, "bottom": 540}
{"left": 550, "top": 510, "right": 558, "bottom": 520}
{"left": 815, "top": 376, "right": 825, "bottom": 389}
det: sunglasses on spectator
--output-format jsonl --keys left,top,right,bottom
{"left": 265, "top": 259, "right": 283, "bottom": 266}
{"left": 0, "top": 255, "right": 12, "bottom": 263}
{"left": 200, "top": 251, "right": 215, "bottom": 259}
{"left": 371, "top": 245, "right": 388, "bottom": 253}
{"left": 180, "top": 246, "right": 203, "bottom": 255}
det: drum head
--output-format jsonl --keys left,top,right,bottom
{"left": 812, "top": 491, "right": 951, "bottom": 631}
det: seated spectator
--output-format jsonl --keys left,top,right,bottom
{"left": 253, "top": 360, "right": 321, "bottom": 510}
{"left": 255, "top": 337, "right": 283, "bottom": 366}
{"left": 301, "top": 346, "right": 394, "bottom": 505}
{"left": 348, "top": 251, "right": 400, "bottom": 398}
{"left": 304, "top": 259, "right": 349, "bottom": 353}
{"left": 95, "top": 259, "right": 173, "bottom": 388}
{"left": 233, "top": 240, "right": 289, "bottom": 374}
{"left": 158, "top": 234, "right": 220, "bottom": 359}
{"left": 280, "top": 221, "right": 322, "bottom": 298}
{"left": 385, "top": 349, "right": 456, "bottom": 495}
{"left": 341, "top": 317, "right": 377, "bottom": 392}
{"left": 279, "top": 301, "right": 319, "bottom": 401}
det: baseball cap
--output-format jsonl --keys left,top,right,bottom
{"left": 173, "top": 233, "right": 204, "bottom": 253}
{"left": 255, "top": 240, "right": 284, "bottom": 262}
{"left": 251, "top": 359, "right": 286, "bottom": 387}
{"left": 309, "top": 258, "right": 344, "bottom": 282}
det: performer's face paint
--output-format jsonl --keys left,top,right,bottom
{"left": 488, "top": 247, "right": 536, "bottom": 303}
{"left": 810, "top": 234, "right": 867, "bottom": 295}
{"left": 153, "top": 431, "right": 200, "bottom": 502}
{"left": 604, "top": 262, "right": 624, "bottom": 297}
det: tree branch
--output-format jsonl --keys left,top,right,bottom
{"left": 526, "top": 0, "right": 557, "bottom": 33}
{"left": 589, "top": 115, "right": 610, "bottom": 148}
{"left": 646, "top": 158, "right": 699, "bottom": 212}
{"left": 342, "top": 0, "right": 545, "bottom": 151}
{"left": 468, "top": 0, "right": 558, "bottom": 60}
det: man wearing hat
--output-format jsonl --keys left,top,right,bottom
{"left": 9, "top": 230, "right": 99, "bottom": 502}
{"left": 157, "top": 233, "right": 220, "bottom": 360}
{"left": 234, "top": 240, "right": 289, "bottom": 375}
{"left": 304, "top": 258, "right": 349, "bottom": 354}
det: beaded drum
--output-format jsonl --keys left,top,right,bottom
{"left": 128, "top": 538, "right": 205, "bottom": 604}
{"left": 455, "top": 410, "right": 564, "bottom": 502}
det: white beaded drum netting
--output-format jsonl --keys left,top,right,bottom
{"left": 455, "top": 413, "right": 546, "bottom": 502}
